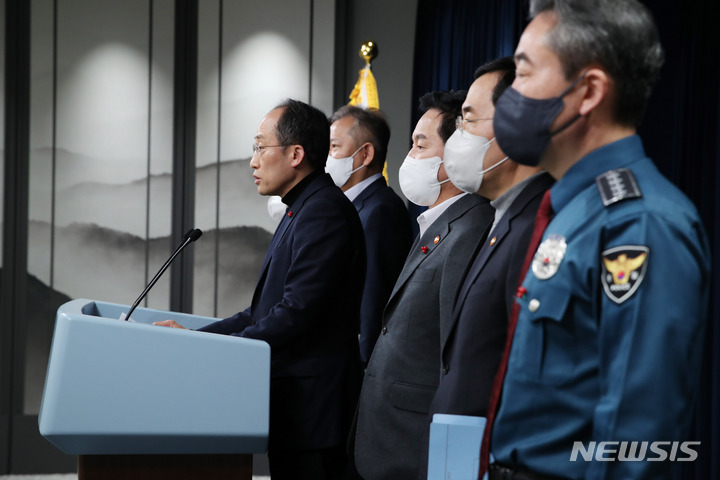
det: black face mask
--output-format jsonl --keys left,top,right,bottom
{"left": 493, "top": 72, "right": 586, "bottom": 166}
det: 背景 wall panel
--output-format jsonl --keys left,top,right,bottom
{"left": 194, "top": 0, "right": 317, "bottom": 317}
{"left": 25, "top": 0, "right": 175, "bottom": 414}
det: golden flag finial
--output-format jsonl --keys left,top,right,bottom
{"left": 348, "top": 41, "right": 386, "bottom": 179}
{"left": 348, "top": 41, "right": 380, "bottom": 110}
{"left": 359, "top": 40, "right": 379, "bottom": 65}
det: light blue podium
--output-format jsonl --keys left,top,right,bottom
{"left": 38, "top": 299, "right": 270, "bottom": 479}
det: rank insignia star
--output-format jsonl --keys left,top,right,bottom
{"left": 601, "top": 245, "right": 649, "bottom": 304}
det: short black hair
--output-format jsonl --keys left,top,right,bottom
{"left": 273, "top": 99, "right": 330, "bottom": 170}
{"left": 529, "top": 0, "right": 664, "bottom": 126}
{"left": 474, "top": 56, "right": 517, "bottom": 106}
{"left": 418, "top": 90, "right": 467, "bottom": 143}
{"left": 330, "top": 105, "right": 391, "bottom": 169}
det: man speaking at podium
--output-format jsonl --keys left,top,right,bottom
{"left": 156, "top": 99, "right": 366, "bottom": 480}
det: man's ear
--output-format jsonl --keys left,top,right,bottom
{"left": 361, "top": 143, "right": 375, "bottom": 167}
{"left": 289, "top": 145, "right": 305, "bottom": 167}
{"left": 578, "top": 67, "right": 609, "bottom": 117}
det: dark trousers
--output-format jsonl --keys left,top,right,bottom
{"left": 268, "top": 446, "right": 347, "bottom": 480}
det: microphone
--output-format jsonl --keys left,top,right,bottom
{"left": 124, "top": 228, "right": 203, "bottom": 321}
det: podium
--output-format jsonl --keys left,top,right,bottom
{"left": 38, "top": 299, "right": 270, "bottom": 479}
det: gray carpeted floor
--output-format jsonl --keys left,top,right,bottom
{"left": 0, "top": 476, "right": 75, "bottom": 480}
{"left": 0, "top": 476, "right": 271, "bottom": 479}
{"left": 0, "top": 476, "right": 76, "bottom": 480}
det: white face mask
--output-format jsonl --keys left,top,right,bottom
{"left": 443, "top": 129, "right": 509, "bottom": 193}
{"left": 266, "top": 195, "right": 287, "bottom": 223}
{"left": 325, "top": 145, "right": 365, "bottom": 187}
{"left": 399, "top": 155, "right": 450, "bottom": 206}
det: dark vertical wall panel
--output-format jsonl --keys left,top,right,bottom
{"left": 1, "top": 0, "right": 30, "bottom": 473}
{"left": 170, "top": 0, "right": 198, "bottom": 313}
{"left": 0, "top": 0, "right": 7, "bottom": 472}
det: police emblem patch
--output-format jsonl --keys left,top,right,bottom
{"left": 601, "top": 245, "right": 649, "bottom": 304}
{"left": 532, "top": 234, "right": 567, "bottom": 280}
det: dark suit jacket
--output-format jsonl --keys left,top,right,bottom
{"left": 430, "top": 173, "right": 553, "bottom": 419}
{"left": 199, "top": 172, "right": 366, "bottom": 452}
{"left": 418, "top": 174, "right": 554, "bottom": 478}
{"left": 352, "top": 176, "right": 412, "bottom": 367}
{"left": 353, "top": 193, "right": 493, "bottom": 480}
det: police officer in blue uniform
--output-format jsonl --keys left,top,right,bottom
{"left": 482, "top": 1, "right": 711, "bottom": 479}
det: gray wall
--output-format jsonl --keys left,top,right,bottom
{"left": 337, "top": 0, "right": 419, "bottom": 195}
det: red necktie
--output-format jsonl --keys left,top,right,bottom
{"left": 479, "top": 190, "right": 553, "bottom": 477}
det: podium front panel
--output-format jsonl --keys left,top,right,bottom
{"left": 39, "top": 299, "right": 270, "bottom": 455}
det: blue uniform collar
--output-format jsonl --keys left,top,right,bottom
{"left": 550, "top": 135, "right": 646, "bottom": 213}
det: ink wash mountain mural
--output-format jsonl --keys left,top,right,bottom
{"left": 28, "top": 221, "right": 271, "bottom": 314}
{"left": 27, "top": 151, "right": 274, "bottom": 317}
{"left": 31, "top": 149, "right": 277, "bottom": 238}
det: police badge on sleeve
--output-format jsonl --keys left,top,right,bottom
{"left": 532, "top": 234, "right": 567, "bottom": 280}
{"left": 601, "top": 245, "right": 649, "bottom": 304}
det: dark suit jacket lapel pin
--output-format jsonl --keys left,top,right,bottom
{"left": 421, "top": 245, "right": 428, "bottom": 254}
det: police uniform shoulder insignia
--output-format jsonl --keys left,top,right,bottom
{"left": 595, "top": 168, "right": 642, "bottom": 207}
{"left": 601, "top": 245, "right": 649, "bottom": 304}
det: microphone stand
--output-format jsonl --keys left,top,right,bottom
{"left": 124, "top": 228, "right": 202, "bottom": 321}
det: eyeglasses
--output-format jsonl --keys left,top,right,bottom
{"left": 455, "top": 115, "right": 492, "bottom": 131}
{"left": 252, "top": 144, "right": 288, "bottom": 156}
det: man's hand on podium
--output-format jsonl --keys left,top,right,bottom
{"left": 153, "top": 320, "right": 188, "bottom": 329}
